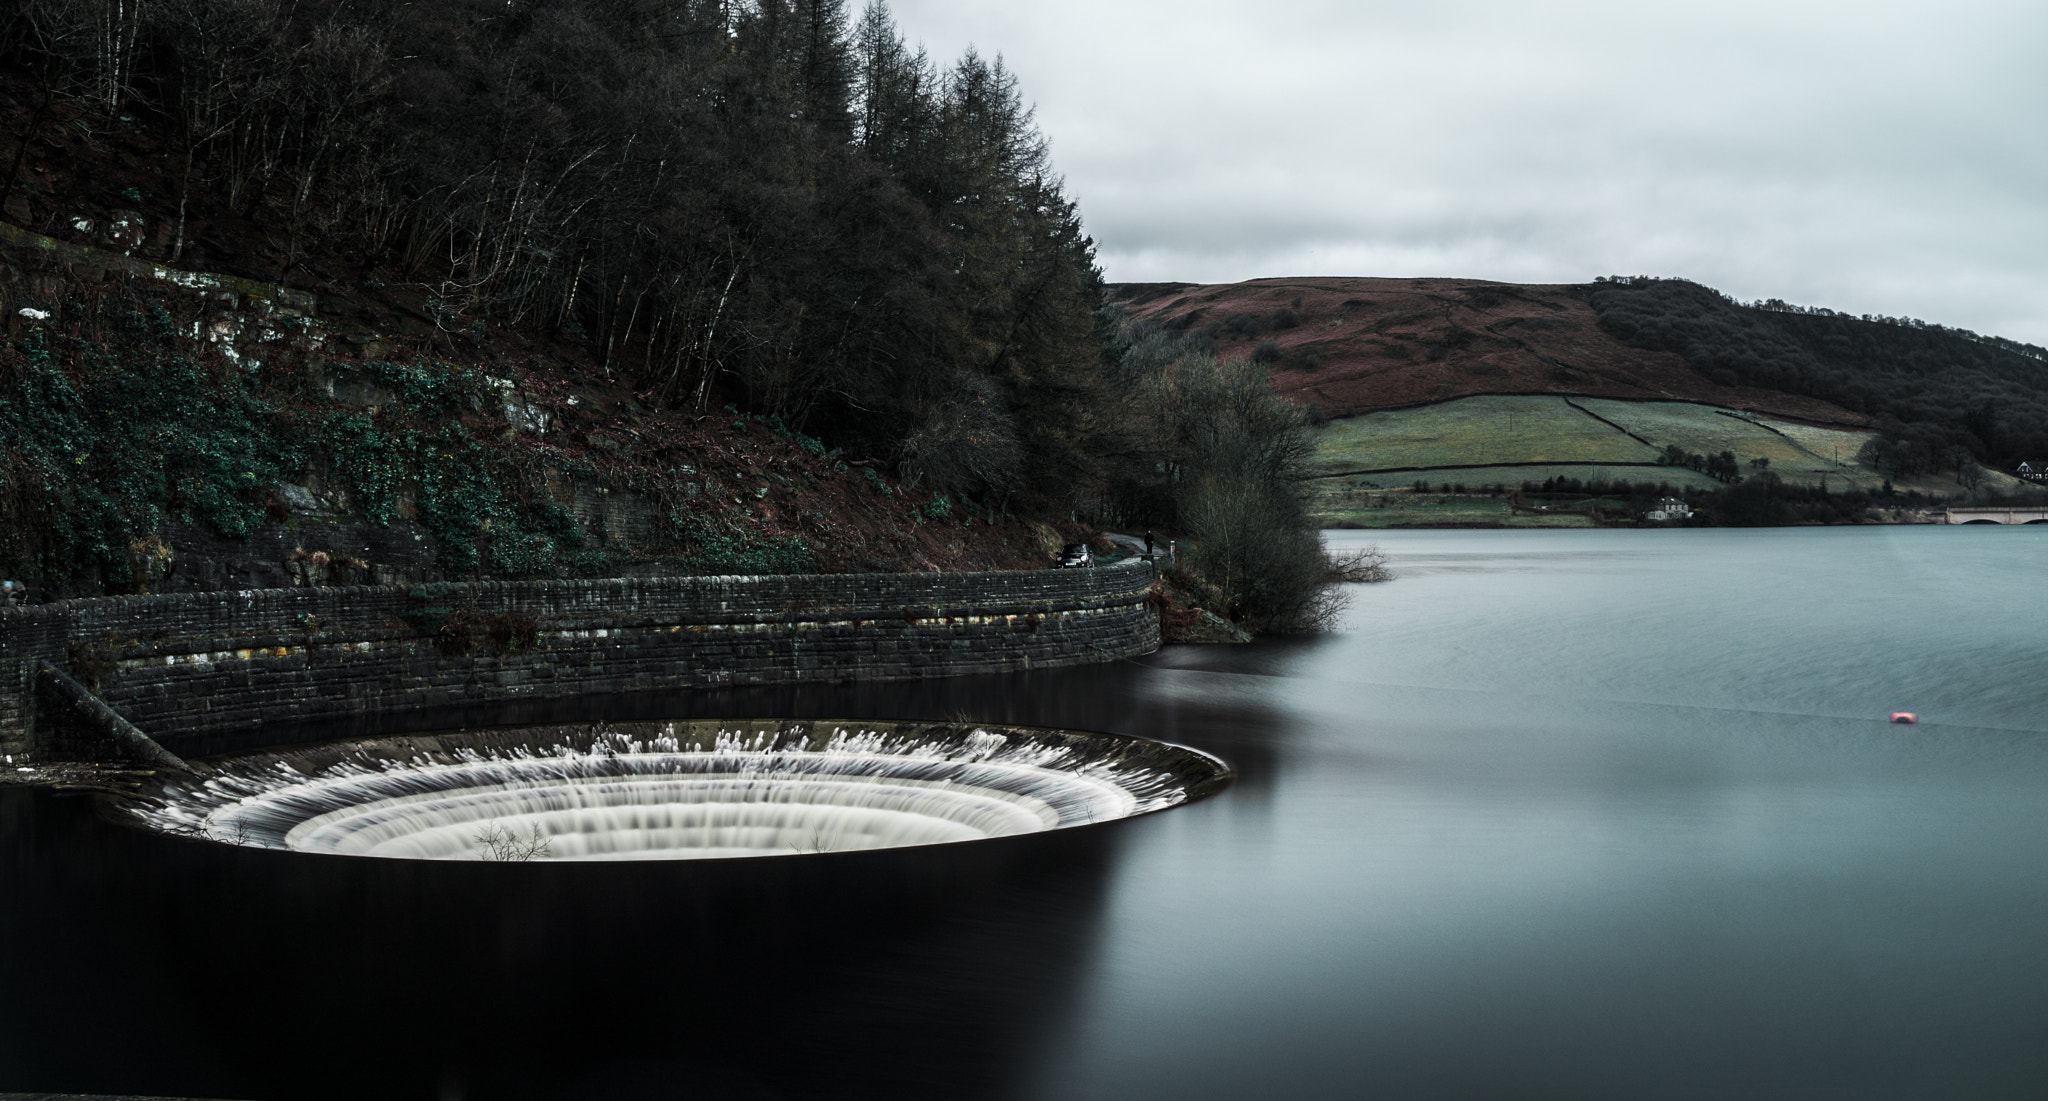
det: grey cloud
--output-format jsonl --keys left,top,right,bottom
{"left": 889, "top": 0, "right": 2048, "bottom": 342}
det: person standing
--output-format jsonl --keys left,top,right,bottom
{"left": 1143, "top": 531, "right": 1155, "bottom": 560}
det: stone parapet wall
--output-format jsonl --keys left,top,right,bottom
{"left": 0, "top": 660, "right": 29, "bottom": 759}
{"left": 0, "top": 611, "right": 65, "bottom": 759}
{"left": 0, "top": 563, "right": 1157, "bottom": 755}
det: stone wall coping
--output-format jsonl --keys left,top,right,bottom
{"left": 1, "top": 560, "right": 1150, "bottom": 619}
{"left": 0, "top": 561, "right": 1160, "bottom": 753}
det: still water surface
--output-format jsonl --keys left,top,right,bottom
{"left": 3, "top": 526, "right": 2046, "bottom": 1099}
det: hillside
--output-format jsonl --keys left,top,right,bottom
{"left": 1590, "top": 277, "right": 2048, "bottom": 473}
{"left": 1109, "top": 276, "right": 2048, "bottom": 506}
{"left": 1106, "top": 277, "right": 1871, "bottom": 427}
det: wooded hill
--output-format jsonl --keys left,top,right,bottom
{"left": 3, "top": 0, "right": 1106, "bottom": 507}
{"left": 0, "top": 0, "right": 1126, "bottom": 597}
{"left": 0, "top": 0, "right": 1346, "bottom": 636}
{"left": 1590, "top": 277, "right": 2048, "bottom": 479}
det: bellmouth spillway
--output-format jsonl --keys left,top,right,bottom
{"left": 128, "top": 720, "right": 1233, "bottom": 861}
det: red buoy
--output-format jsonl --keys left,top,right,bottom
{"left": 1890, "top": 712, "right": 1918, "bottom": 724}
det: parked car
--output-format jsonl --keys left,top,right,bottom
{"left": 1055, "top": 543, "right": 1094, "bottom": 569}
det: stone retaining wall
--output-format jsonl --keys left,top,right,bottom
{"left": 0, "top": 563, "right": 1157, "bottom": 757}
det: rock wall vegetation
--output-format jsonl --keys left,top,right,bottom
{"left": 0, "top": 242, "right": 1079, "bottom": 598}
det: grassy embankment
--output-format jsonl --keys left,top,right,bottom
{"left": 1309, "top": 394, "right": 2021, "bottom": 527}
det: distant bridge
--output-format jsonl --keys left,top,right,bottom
{"left": 1946, "top": 507, "right": 2048, "bottom": 524}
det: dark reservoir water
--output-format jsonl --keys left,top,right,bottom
{"left": 5, "top": 526, "right": 2047, "bottom": 1099}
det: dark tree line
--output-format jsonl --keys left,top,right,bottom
{"left": 1590, "top": 277, "right": 2048, "bottom": 477}
{"left": 1654, "top": 444, "right": 1742, "bottom": 482}
{"left": 1, "top": 0, "right": 1108, "bottom": 509}
{"left": 1492, "top": 473, "right": 1942, "bottom": 528}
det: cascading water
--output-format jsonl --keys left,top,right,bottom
{"left": 127, "top": 720, "right": 1232, "bottom": 861}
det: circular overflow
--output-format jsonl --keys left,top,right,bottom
{"left": 126, "top": 720, "right": 1233, "bottom": 862}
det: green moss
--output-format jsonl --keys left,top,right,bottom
{"left": 323, "top": 413, "right": 405, "bottom": 525}
{"left": 361, "top": 360, "right": 477, "bottom": 414}
{"left": 0, "top": 288, "right": 612, "bottom": 586}
{"left": 1, "top": 304, "right": 299, "bottom": 582}
{"left": 671, "top": 515, "right": 814, "bottom": 575}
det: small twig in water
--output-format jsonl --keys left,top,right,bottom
{"left": 474, "top": 820, "right": 552, "bottom": 861}
{"left": 790, "top": 824, "right": 831, "bottom": 854}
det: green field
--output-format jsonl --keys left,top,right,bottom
{"left": 1312, "top": 395, "right": 1656, "bottom": 474}
{"left": 1573, "top": 399, "right": 1849, "bottom": 476}
{"left": 1309, "top": 395, "right": 2009, "bottom": 502}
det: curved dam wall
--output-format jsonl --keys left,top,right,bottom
{"left": 0, "top": 562, "right": 1157, "bottom": 757}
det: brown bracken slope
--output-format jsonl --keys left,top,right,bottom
{"left": 1107, "top": 277, "right": 1870, "bottom": 428}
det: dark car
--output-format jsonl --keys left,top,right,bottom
{"left": 1055, "top": 543, "right": 1094, "bottom": 569}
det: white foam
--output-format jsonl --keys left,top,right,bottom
{"left": 136, "top": 724, "right": 1202, "bottom": 862}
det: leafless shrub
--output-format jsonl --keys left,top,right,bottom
{"left": 1327, "top": 544, "right": 1392, "bottom": 583}
{"left": 474, "top": 820, "right": 551, "bottom": 861}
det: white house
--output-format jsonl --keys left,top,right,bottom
{"left": 1644, "top": 496, "right": 1692, "bottom": 522}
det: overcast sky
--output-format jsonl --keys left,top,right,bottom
{"left": 888, "top": 0, "right": 2048, "bottom": 345}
